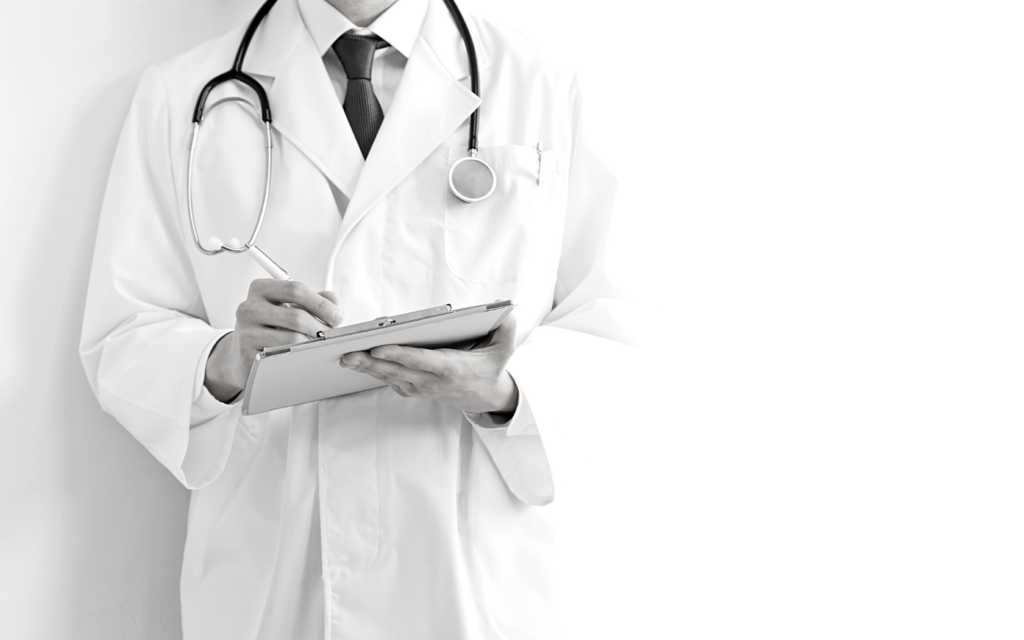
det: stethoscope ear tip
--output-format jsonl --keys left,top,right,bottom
{"left": 208, "top": 236, "right": 224, "bottom": 251}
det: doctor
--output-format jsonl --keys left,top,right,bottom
{"left": 80, "top": 0, "right": 625, "bottom": 637}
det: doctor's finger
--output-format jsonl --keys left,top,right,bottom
{"left": 386, "top": 381, "right": 415, "bottom": 398}
{"left": 343, "top": 355, "right": 437, "bottom": 387}
{"left": 252, "top": 279, "right": 343, "bottom": 326}
{"left": 458, "top": 313, "right": 516, "bottom": 354}
{"left": 353, "top": 366, "right": 414, "bottom": 391}
{"left": 241, "top": 300, "right": 327, "bottom": 339}
{"left": 485, "top": 314, "right": 517, "bottom": 353}
{"left": 369, "top": 345, "right": 449, "bottom": 374}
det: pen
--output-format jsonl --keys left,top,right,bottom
{"left": 210, "top": 236, "right": 291, "bottom": 280}
{"left": 217, "top": 237, "right": 330, "bottom": 336}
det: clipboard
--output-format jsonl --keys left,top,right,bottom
{"left": 241, "top": 300, "right": 515, "bottom": 415}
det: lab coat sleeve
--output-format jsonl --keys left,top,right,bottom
{"left": 79, "top": 66, "right": 241, "bottom": 490}
{"left": 467, "top": 74, "right": 634, "bottom": 506}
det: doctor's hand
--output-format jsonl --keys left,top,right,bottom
{"left": 204, "top": 279, "right": 343, "bottom": 403}
{"left": 340, "top": 314, "right": 519, "bottom": 417}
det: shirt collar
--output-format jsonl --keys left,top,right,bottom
{"left": 297, "top": 0, "right": 428, "bottom": 60}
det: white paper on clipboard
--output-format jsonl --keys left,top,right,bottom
{"left": 241, "top": 300, "right": 515, "bottom": 415}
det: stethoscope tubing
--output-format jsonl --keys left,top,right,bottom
{"left": 187, "top": 0, "right": 489, "bottom": 271}
{"left": 192, "top": 0, "right": 279, "bottom": 125}
{"left": 187, "top": 99, "right": 274, "bottom": 257}
{"left": 440, "top": 0, "right": 480, "bottom": 152}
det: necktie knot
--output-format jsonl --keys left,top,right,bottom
{"left": 332, "top": 32, "right": 387, "bottom": 81}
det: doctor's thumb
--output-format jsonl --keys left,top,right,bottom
{"left": 493, "top": 312, "right": 517, "bottom": 348}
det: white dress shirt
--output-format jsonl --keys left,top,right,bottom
{"left": 298, "top": 0, "right": 427, "bottom": 120}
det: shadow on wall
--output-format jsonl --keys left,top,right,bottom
{"left": 0, "top": 2, "right": 257, "bottom": 638}
{"left": 52, "top": 71, "right": 190, "bottom": 640}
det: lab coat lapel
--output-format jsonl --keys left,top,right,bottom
{"left": 246, "top": 0, "right": 364, "bottom": 198}
{"left": 332, "top": 0, "right": 487, "bottom": 249}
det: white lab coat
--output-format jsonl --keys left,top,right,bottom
{"left": 80, "top": 0, "right": 627, "bottom": 638}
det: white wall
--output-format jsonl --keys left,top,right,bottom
{"left": 2, "top": 0, "right": 1024, "bottom": 638}
{"left": 0, "top": 2, "right": 254, "bottom": 638}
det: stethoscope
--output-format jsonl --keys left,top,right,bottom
{"left": 186, "top": 0, "right": 495, "bottom": 280}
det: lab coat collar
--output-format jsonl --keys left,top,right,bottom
{"left": 256, "top": 0, "right": 365, "bottom": 196}
{"left": 419, "top": 0, "right": 489, "bottom": 82}
{"left": 239, "top": 0, "right": 301, "bottom": 79}
{"left": 241, "top": 0, "right": 489, "bottom": 81}
{"left": 333, "top": 0, "right": 490, "bottom": 247}
{"left": 237, "top": 0, "right": 489, "bottom": 222}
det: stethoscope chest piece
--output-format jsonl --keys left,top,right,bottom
{"left": 449, "top": 152, "right": 496, "bottom": 203}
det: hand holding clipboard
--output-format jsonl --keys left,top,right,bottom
{"left": 339, "top": 311, "right": 519, "bottom": 416}
{"left": 242, "top": 300, "right": 515, "bottom": 415}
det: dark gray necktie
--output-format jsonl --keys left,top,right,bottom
{"left": 332, "top": 32, "right": 389, "bottom": 159}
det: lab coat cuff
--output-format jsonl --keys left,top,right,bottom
{"left": 191, "top": 329, "right": 238, "bottom": 425}
{"left": 179, "top": 328, "right": 243, "bottom": 490}
{"left": 465, "top": 375, "right": 553, "bottom": 506}
{"left": 463, "top": 374, "right": 538, "bottom": 436}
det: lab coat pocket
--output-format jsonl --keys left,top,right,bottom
{"left": 444, "top": 145, "right": 565, "bottom": 284}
